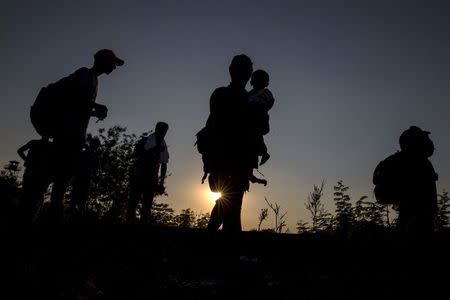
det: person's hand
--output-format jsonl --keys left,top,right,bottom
{"left": 93, "top": 103, "right": 108, "bottom": 120}
{"left": 155, "top": 183, "right": 166, "bottom": 195}
{"left": 256, "top": 178, "right": 267, "bottom": 186}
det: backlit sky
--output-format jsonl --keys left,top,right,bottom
{"left": 2, "top": 1, "right": 450, "bottom": 231}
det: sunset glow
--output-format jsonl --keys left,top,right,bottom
{"left": 210, "top": 192, "right": 221, "bottom": 202}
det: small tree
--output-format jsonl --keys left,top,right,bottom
{"left": 174, "top": 208, "right": 196, "bottom": 228}
{"left": 151, "top": 201, "right": 176, "bottom": 226}
{"left": 296, "top": 220, "right": 309, "bottom": 234}
{"left": 305, "top": 181, "right": 333, "bottom": 232}
{"left": 264, "top": 197, "right": 288, "bottom": 233}
{"left": 356, "top": 195, "right": 386, "bottom": 226}
{"left": 333, "top": 180, "right": 354, "bottom": 232}
{"left": 195, "top": 212, "right": 210, "bottom": 229}
{"left": 0, "top": 161, "right": 22, "bottom": 223}
{"left": 436, "top": 190, "right": 450, "bottom": 230}
{"left": 354, "top": 196, "right": 367, "bottom": 222}
{"left": 88, "top": 126, "right": 144, "bottom": 220}
{"left": 258, "top": 208, "right": 269, "bottom": 231}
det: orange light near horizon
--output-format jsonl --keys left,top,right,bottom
{"left": 210, "top": 192, "right": 221, "bottom": 202}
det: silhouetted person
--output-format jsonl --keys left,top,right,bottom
{"left": 17, "top": 138, "right": 54, "bottom": 224}
{"left": 47, "top": 49, "right": 124, "bottom": 222}
{"left": 374, "top": 126, "right": 438, "bottom": 238}
{"left": 127, "top": 122, "right": 169, "bottom": 224}
{"left": 396, "top": 126, "right": 438, "bottom": 237}
{"left": 205, "top": 54, "right": 256, "bottom": 232}
{"left": 248, "top": 69, "right": 275, "bottom": 166}
{"left": 69, "top": 136, "right": 101, "bottom": 221}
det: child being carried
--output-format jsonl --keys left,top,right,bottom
{"left": 248, "top": 69, "right": 275, "bottom": 167}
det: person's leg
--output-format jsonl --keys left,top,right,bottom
{"left": 140, "top": 187, "right": 155, "bottom": 224}
{"left": 222, "top": 190, "right": 244, "bottom": 232}
{"left": 207, "top": 199, "right": 224, "bottom": 230}
{"left": 258, "top": 136, "right": 270, "bottom": 166}
{"left": 207, "top": 172, "right": 227, "bottom": 230}
{"left": 19, "top": 170, "right": 42, "bottom": 225}
{"left": 222, "top": 173, "right": 248, "bottom": 232}
{"left": 50, "top": 142, "right": 79, "bottom": 223}
{"left": 126, "top": 177, "right": 140, "bottom": 224}
{"left": 50, "top": 174, "right": 70, "bottom": 224}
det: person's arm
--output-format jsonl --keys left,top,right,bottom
{"left": 74, "top": 68, "right": 107, "bottom": 120}
{"left": 158, "top": 140, "right": 169, "bottom": 186}
{"left": 155, "top": 162, "right": 168, "bottom": 195}
{"left": 159, "top": 163, "right": 167, "bottom": 186}
{"left": 249, "top": 173, "right": 267, "bottom": 186}
{"left": 17, "top": 142, "right": 31, "bottom": 161}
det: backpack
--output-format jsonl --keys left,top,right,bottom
{"left": 133, "top": 134, "right": 161, "bottom": 167}
{"left": 195, "top": 126, "right": 212, "bottom": 155}
{"left": 373, "top": 152, "right": 403, "bottom": 205}
{"left": 134, "top": 135, "right": 149, "bottom": 159}
{"left": 30, "top": 68, "right": 87, "bottom": 138}
{"left": 195, "top": 125, "right": 217, "bottom": 184}
{"left": 30, "top": 87, "right": 61, "bottom": 138}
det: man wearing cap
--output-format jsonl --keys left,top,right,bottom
{"left": 49, "top": 49, "right": 124, "bottom": 222}
{"left": 395, "top": 126, "right": 438, "bottom": 237}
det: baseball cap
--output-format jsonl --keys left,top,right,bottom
{"left": 399, "top": 126, "right": 431, "bottom": 150}
{"left": 94, "top": 49, "right": 124, "bottom": 66}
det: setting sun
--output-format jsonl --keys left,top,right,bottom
{"left": 210, "top": 192, "right": 221, "bottom": 202}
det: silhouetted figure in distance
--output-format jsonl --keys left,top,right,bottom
{"left": 44, "top": 49, "right": 124, "bottom": 223}
{"left": 374, "top": 126, "right": 438, "bottom": 238}
{"left": 205, "top": 54, "right": 256, "bottom": 232}
{"left": 17, "top": 138, "right": 54, "bottom": 224}
{"left": 396, "top": 126, "right": 438, "bottom": 237}
{"left": 127, "top": 122, "right": 169, "bottom": 224}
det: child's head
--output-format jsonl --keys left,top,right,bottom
{"left": 250, "top": 69, "right": 270, "bottom": 89}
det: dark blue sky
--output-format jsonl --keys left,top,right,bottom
{"left": 2, "top": 1, "right": 449, "bottom": 230}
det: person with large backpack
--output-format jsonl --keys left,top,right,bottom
{"left": 373, "top": 126, "right": 438, "bottom": 237}
{"left": 198, "top": 54, "right": 258, "bottom": 232}
{"left": 31, "top": 49, "right": 124, "bottom": 223}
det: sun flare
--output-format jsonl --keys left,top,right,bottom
{"left": 210, "top": 192, "right": 221, "bottom": 202}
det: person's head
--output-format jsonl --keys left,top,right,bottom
{"left": 399, "top": 126, "right": 434, "bottom": 157}
{"left": 250, "top": 69, "right": 270, "bottom": 90}
{"left": 229, "top": 54, "right": 253, "bottom": 87}
{"left": 93, "top": 49, "right": 124, "bottom": 75}
{"left": 155, "top": 121, "right": 169, "bottom": 139}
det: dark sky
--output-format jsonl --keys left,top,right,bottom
{"left": 2, "top": 0, "right": 450, "bottom": 230}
